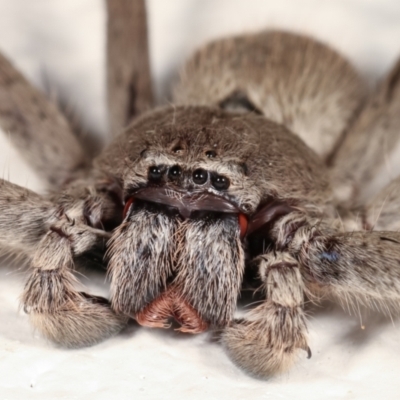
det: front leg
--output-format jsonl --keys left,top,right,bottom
{"left": 22, "top": 217, "right": 128, "bottom": 347}
{"left": 272, "top": 211, "right": 400, "bottom": 313}
{"left": 0, "top": 177, "right": 127, "bottom": 346}
{"left": 0, "top": 179, "right": 53, "bottom": 255}
{"left": 293, "top": 229, "right": 400, "bottom": 310}
{"left": 222, "top": 251, "right": 309, "bottom": 378}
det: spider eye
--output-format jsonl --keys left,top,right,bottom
{"left": 168, "top": 165, "right": 182, "bottom": 180}
{"left": 148, "top": 166, "right": 163, "bottom": 182}
{"left": 172, "top": 145, "right": 184, "bottom": 154}
{"left": 211, "top": 173, "right": 230, "bottom": 190}
{"left": 193, "top": 168, "right": 208, "bottom": 185}
{"left": 206, "top": 150, "right": 217, "bottom": 158}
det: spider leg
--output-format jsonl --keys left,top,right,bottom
{"left": 364, "top": 175, "right": 400, "bottom": 231}
{"left": 0, "top": 52, "right": 87, "bottom": 188}
{"left": 297, "top": 230, "right": 400, "bottom": 313}
{"left": 0, "top": 179, "right": 53, "bottom": 255}
{"left": 235, "top": 209, "right": 400, "bottom": 377}
{"left": 331, "top": 56, "right": 400, "bottom": 205}
{"left": 174, "top": 31, "right": 366, "bottom": 160}
{"left": 22, "top": 221, "right": 127, "bottom": 347}
{"left": 0, "top": 177, "right": 127, "bottom": 346}
{"left": 106, "top": 0, "right": 153, "bottom": 137}
{"left": 271, "top": 209, "right": 400, "bottom": 312}
{"left": 269, "top": 212, "right": 400, "bottom": 312}
{"left": 222, "top": 252, "right": 308, "bottom": 378}
{"left": 337, "top": 174, "right": 400, "bottom": 232}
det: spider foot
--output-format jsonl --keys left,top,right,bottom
{"left": 222, "top": 301, "right": 309, "bottom": 378}
{"left": 27, "top": 293, "right": 128, "bottom": 348}
{"left": 23, "top": 267, "right": 128, "bottom": 348}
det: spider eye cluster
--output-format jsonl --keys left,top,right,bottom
{"left": 147, "top": 165, "right": 230, "bottom": 190}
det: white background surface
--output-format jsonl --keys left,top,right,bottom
{"left": 0, "top": 1, "right": 400, "bottom": 399}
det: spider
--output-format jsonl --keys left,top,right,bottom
{"left": 1, "top": 0, "right": 400, "bottom": 379}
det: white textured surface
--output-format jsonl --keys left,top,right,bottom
{"left": 0, "top": 1, "right": 400, "bottom": 399}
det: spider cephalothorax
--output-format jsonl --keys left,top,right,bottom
{"left": 101, "top": 106, "right": 331, "bottom": 332}
{"left": 1, "top": 0, "right": 400, "bottom": 379}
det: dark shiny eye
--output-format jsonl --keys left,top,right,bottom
{"left": 172, "top": 145, "right": 183, "bottom": 154}
{"left": 148, "top": 166, "right": 163, "bottom": 181}
{"left": 211, "top": 173, "right": 230, "bottom": 190}
{"left": 193, "top": 168, "right": 208, "bottom": 185}
{"left": 206, "top": 150, "right": 217, "bottom": 158}
{"left": 168, "top": 165, "right": 182, "bottom": 180}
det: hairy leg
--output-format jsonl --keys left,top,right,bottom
{"left": 234, "top": 209, "right": 400, "bottom": 377}
{"left": 0, "top": 177, "right": 127, "bottom": 346}
{"left": 364, "top": 176, "right": 400, "bottom": 231}
{"left": 0, "top": 179, "right": 54, "bottom": 255}
{"left": 22, "top": 221, "right": 127, "bottom": 347}
{"left": 336, "top": 174, "right": 400, "bottom": 232}
{"left": 0, "top": 52, "right": 87, "bottom": 188}
{"left": 222, "top": 252, "right": 309, "bottom": 378}
{"left": 330, "top": 57, "right": 400, "bottom": 205}
{"left": 174, "top": 31, "right": 366, "bottom": 160}
{"left": 106, "top": 0, "right": 153, "bottom": 136}
{"left": 295, "top": 230, "right": 400, "bottom": 312}
{"left": 268, "top": 210, "right": 400, "bottom": 310}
